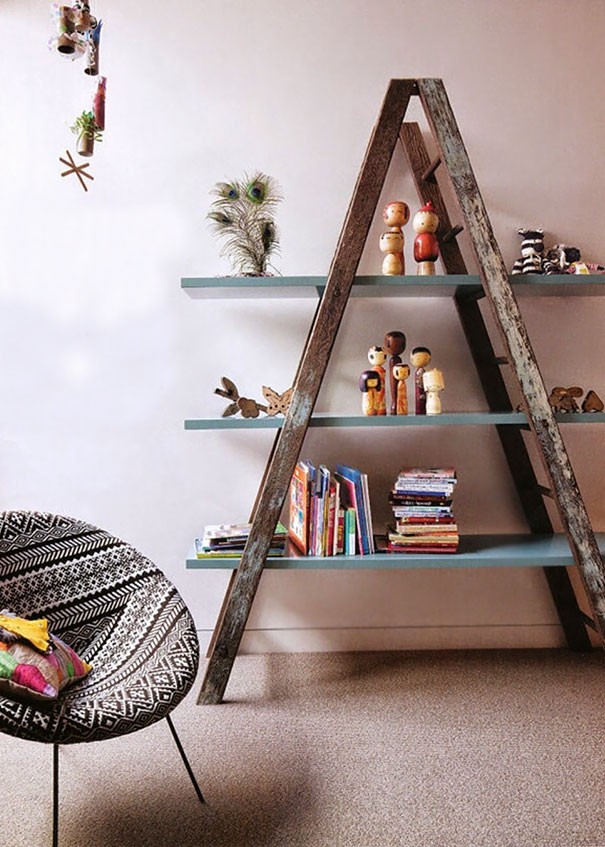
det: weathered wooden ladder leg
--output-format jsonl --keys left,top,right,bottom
{"left": 197, "top": 80, "right": 419, "bottom": 705}
{"left": 414, "top": 77, "right": 605, "bottom": 643}
{"left": 399, "top": 121, "right": 592, "bottom": 651}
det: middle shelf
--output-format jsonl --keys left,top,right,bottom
{"left": 185, "top": 411, "right": 605, "bottom": 430}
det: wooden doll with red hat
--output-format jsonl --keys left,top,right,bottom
{"left": 413, "top": 201, "right": 440, "bottom": 275}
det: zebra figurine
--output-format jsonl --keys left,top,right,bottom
{"left": 511, "top": 228, "right": 544, "bottom": 274}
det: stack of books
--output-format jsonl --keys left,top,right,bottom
{"left": 288, "top": 460, "right": 374, "bottom": 556}
{"left": 195, "top": 522, "right": 288, "bottom": 558}
{"left": 386, "top": 467, "right": 459, "bottom": 554}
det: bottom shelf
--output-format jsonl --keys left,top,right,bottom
{"left": 186, "top": 532, "right": 605, "bottom": 570}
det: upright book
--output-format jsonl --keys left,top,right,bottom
{"left": 335, "top": 464, "right": 373, "bottom": 555}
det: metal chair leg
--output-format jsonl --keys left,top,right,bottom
{"left": 53, "top": 744, "right": 59, "bottom": 847}
{"left": 165, "top": 714, "right": 205, "bottom": 805}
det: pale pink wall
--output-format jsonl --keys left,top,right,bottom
{"left": 1, "top": 0, "right": 604, "bottom": 651}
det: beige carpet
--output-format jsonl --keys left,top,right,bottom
{"left": 3, "top": 649, "right": 605, "bottom": 847}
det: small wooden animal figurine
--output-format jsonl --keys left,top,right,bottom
{"left": 410, "top": 346, "right": 431, "bottom": 414}
{"left": 511, "top": 228, "right": 544, "bottom": 275}
{"left": 380, "top": 201, "right": 409, "bottom": 275}
{"left": 423, "top": 368, "right": 445, "bottom": 415}
{"left": 367, "top": 346, "right": 387, "bottom": 415}
{"left": 412, "top": 201, "right": 440, "bottom": 275}
{"left": 393, "top": 363, "right": 411, "bottom": 415}
{"left": 384, "top": 330, "right": 406, "bottom": 415}
{"left": 582, "top": 390, "right": 604, "bottom": 412}
{"left": 548, "top": 386, "right": 583, "bottom": 412}
{"left": 359, "top": 369, "right": 383, "bottom": 416}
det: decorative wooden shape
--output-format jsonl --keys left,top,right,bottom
{"left": 59, "top": 150, "right": 94, "bottom": 192}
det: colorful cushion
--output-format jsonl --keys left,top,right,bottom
{"left": 0, "top": 634, "right": 92, "bottom": 702}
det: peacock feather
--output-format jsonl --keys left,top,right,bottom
{"left": 207, "top": 171, "right": 282, "bottom": 276}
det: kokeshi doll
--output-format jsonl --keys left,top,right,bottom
{"left": 384, "top": 330, "right": 406, "bottom": 415}
{"left": 367, "top": 346, "right": 387, "bottom": 415}
{"left": 380, "top": 201, "right": 410, "bottom": 275}
{"left": 359, "top": 369, "right": 382, "bottom": 416}
{"left": 423, "top": 368, "right": 445, "bottom": 415}
{"left": 410, "top": 346, "right": 431, "bottom": 415}
{"left": 393, "top": 363, "right": 411, "bottom": 415}
{"left": 380, "top": 229, "right": 404, "bottom": 275}
{"left": 413, "top": 201, "right": 440, "bottom": 276}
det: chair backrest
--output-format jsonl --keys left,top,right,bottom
{"left": 0, "top": 510, "right": 200, "bottom": 745}
{"left": 0, "top": 510, "right": 195, "bottom": 658}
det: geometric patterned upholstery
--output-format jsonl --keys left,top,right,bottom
{"left": 0, "top": 510, "right": 199, "bottom": 745}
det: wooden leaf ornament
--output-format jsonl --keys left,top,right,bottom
{"left": 221, "top": 402, "right": 240, "bottom": 418}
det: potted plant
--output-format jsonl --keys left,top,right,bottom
{"left": 70, "top": 110, "right": 103, "bottom": 157}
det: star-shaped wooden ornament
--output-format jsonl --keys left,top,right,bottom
{"left": 59, "top": 150, "right": 94, "bottom": 192}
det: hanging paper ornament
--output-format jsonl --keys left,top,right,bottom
{"left": 93, "top": 76, "right": 106, "bottom": 130}
{"left": 84, "top": 19, "right": 102, "bottom": 75}
{"left": 50, "top": 2, "right": 100, "bottom": 67}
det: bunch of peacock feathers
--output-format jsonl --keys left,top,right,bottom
{"left": 207, "top": 172, "right": 282, "bottom": 276}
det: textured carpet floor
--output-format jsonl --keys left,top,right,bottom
{"left": 2, "top": 649, "right": 605, "bottom": 847}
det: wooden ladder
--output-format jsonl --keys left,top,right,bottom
{"left": 198, "top": 78, "right": 605, "bottom": 705}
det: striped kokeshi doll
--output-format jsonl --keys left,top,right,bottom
{"left": 511, "top": 228, "right": 544, "bottom": 274}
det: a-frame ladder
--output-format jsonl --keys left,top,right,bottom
{"left": 198, "top": 78, "right": 605, "bottom": 705}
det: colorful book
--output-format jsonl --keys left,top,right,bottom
{"left": 335, "top": 464, "right": 372, "bottom": 555}
{"left": 288, "top": 460, "right": 315, "bottom": 554}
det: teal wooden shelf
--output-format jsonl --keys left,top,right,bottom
{"left": 181, "top": 274, "right": 605, "bottom": 299}
{"left": 186, "top": 533, "right": 605, "bottom": 570}
{"left": 185, "top": 411, "right": 605, "bottom": 430}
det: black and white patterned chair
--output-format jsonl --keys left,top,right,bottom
{"left": 0, "top": 510, "right": 204, "bottom": 845}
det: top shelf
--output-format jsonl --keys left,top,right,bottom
{"left": 181, "top": 274, "right": 605, "bottom": 299}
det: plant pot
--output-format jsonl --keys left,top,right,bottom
{"left": 77, "top": 134, "right": 94, "bottom": 157}
{"left": 57, "top": 32, "right": 75, "bottom": 54}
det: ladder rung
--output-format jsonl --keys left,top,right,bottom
{"left": 421, "top": 156, "right": 441, "bottom": 182}
{"left": 493, "top": 356, "right": 509, "bottom": 366}
{"left": 537, "top": 485, "right": 555, "bottom": 499}
{"left": 580, "top": 611, "right": 598, "bottom": 632}
{"left": 443, "top": 224, "right": 464, "bottom": 243}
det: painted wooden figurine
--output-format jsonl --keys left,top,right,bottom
{"left": 423, "top": 368, "right": 445, "bottom": 415}
{"left": 413, "top": 201, "right": 440, "bottom": 275}
{"left": 384, "top": 330, "right": 406, "bottom": 415}
{"left": 359, "top": 369, "right": 383, "bottom": 416}
{"left": 393, "top": 363, "right": 411, "bottom": 415}
{"left": 410, "top": 346, "right": 431, "bottom": 414}
{"left": 380, "top": 201, "right": 410, "bottom": 275}
{"left": 367, "top": 346, "right": 387, "bottom": 415}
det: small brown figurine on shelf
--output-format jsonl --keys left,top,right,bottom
{"left": 393, "top": 363, "right": 411, "bottom": 415}
{"left": 548, "top": 386, "right": 583, "bottom": 413}
{"left": 359, "top": 369, "right": 383, "bottom": 416}
{"left": 582, "top": 390, "right": 604, "bottom": 413}
{"left": 380, "top": 201, "right": 409, "bottom": 275}
{"left": 367, "top": 346, "right": 387, "bottom": 415}
{"left": 413, "top": 201, "right": 440, "bottom": 275}
{"left": 423, "top": 368, "right": 445, "bottom": 415}
{"left": 384, "top": 330, "right": 406, "bottom": 415}
{"left": 410, "top": 346, "right": 431, "bottom": 414}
